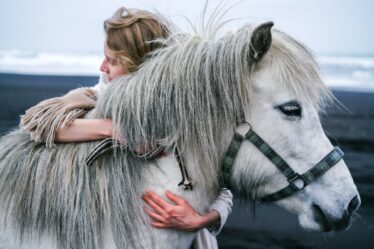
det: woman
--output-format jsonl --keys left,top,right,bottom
{"left": 20, "top": 7, "right": 233, "bottom": 249}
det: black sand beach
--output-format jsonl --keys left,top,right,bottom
{"left": 0, "top": 73, "right": 373, "bottom": 249}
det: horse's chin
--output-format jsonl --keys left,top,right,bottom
{"left": 298, "top": 206, "right": 352, "bottom": 232}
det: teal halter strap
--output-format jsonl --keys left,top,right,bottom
{"left": 221, "top": 123, "right": 344, "bottom": 202}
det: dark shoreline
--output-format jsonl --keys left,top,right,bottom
{"left": 1, "top": 73, "right": 373, "bottom": 249}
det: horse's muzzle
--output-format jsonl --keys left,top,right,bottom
{"left": 312, "top": 195, "right": 361, "bottom": 232}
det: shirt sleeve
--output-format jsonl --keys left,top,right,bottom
{"left": 19, "top": 87, "right": 97, "bottom": 147}
{"left": 206, "top": 188, "right": 233, "bottom": 236}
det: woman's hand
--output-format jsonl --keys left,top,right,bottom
{"left": 142, "top": 190, "right": 220, "bottom": 232}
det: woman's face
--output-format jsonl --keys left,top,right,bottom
{"left": 100, "top": 43, "right": 127, "bottom": 82}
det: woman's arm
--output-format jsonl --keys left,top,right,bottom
{"left": 20, "top": 87, "right": 97, "bottom": 147}
{"left": 142, "top": 190, "right": 230, "bottom": 232}
{"left": 55, "top": 119, "right": 113, "bottom": 142}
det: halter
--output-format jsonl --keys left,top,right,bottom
{"left": 221, "top": 123, "right": 344, "bottom": 202}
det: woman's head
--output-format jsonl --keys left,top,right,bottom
{"left": 100, "top": 7, "right": 170, "bottom": 81}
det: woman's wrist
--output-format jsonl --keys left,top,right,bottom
{"left": 99, "top": 119, "right": 113, "bottom": 138}
{"left": 195, "top": 210, "right": 220, "bottom": 230}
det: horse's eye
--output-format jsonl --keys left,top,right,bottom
{"left": 275, "top": 101, "right": 302, "bottom": 118}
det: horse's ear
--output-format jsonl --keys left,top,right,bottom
{"left": 250, "top": 21, "right": 274, "bottom": 61}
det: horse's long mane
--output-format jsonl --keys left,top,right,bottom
{"left": 95, "top": 26, "right": 256, "bottom": 192}
{"left": 0, "top": 8, "right": 332, "bottom": 249}
{"left": 95, "top": 23, "right": 332, "bottom": 194}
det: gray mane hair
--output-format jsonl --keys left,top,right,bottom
{"left": 0, "top": 131, "right": 154, "bottom": 249}
{"left": 95, "top": 24, "right": 332, "bottom": 194}
{"left": 95, "top": 25, "right": 256, "bottom": 192}
{"left": 0, "top": 12, "right": 332, "bottom": 249}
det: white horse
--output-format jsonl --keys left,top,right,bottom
{"left": 0, "top": 20, "right": 360, "bottom": 249}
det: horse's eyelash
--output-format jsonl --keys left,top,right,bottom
{"left": 283, "top": 105, "right": 299, "bottom": 111}
{"left": 275, "top": 101, "right": 302, "bottom": 117}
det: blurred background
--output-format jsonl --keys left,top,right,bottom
{"left": 0, "top": 0, "right": 373, "bottom": 248}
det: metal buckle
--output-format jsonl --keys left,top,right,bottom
{"left": 289, "top": 173, "right": 306, "bottom": 190}
{"left": 236, "top": 122, "right": 252, "bottom": 138}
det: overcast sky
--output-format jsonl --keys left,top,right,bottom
{"left": 1, "top": 0, "right": 373, "bottom": 55}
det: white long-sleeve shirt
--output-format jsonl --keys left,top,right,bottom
{"left": 192, "top": 189, "right": 233, "bottom": 249}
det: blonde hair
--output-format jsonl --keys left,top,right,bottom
{"left": 104, "top": 7, "right": 170, "bottom": 72}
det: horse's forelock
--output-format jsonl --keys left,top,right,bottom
{"left": 267, "top": 30, "right": 333, "bottom": 112}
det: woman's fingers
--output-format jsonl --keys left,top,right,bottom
{"left": 142, "top": 193, "right": 167, "bottom": 215}
{"left": 142, "top": 190, "right": 205, "bottom": 232}
{"left": 133, "top": 143, "right": 156, "bottom": 155}
{"left": 150, "top": 222, "right": 168, "bottom": 228}
{"left": 144, "top": 190, "right": 170, "bottom": 209}
{"left": 144, "top": 207, "right": 166, "bottom": 223}
{"left": 165, "top": 190, "right": 185, "bottom": 206}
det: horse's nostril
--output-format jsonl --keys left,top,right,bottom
{"left": 312, "top": 201, "right": 355, "bottom": 232}
{"left": 312, "top": 204, "right": 333, "bottom": 232}
{"left": 347, "top": 195, "right": 361, "bottom": 214}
